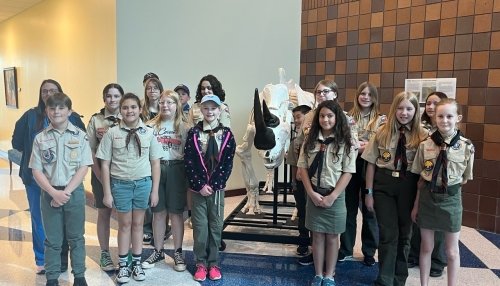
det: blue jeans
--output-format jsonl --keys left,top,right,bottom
{"left": 25, "top": 183, "right": 46, "bottom": 266}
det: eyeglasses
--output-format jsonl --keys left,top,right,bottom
{"left": 146, "top": 86, "right": 159, "bottom": 92}
{"left": 159, "top": 101, "right": 176, "bottom": 105}
{"left": 41, "top": 89, "right": 58, "bottom": 95}
{"left": 315, "top": 89, "right": 332, "bottom": 96}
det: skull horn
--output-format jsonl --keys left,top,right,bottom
{"left": 253, "top": 88, "right": 276, "bottom": 150}
{"left": 262, "top": 99, "right": 280, "bottom": 128}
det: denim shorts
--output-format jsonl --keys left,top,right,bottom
{"left": 111, "top": 176, "right": 152, "bottom": 212}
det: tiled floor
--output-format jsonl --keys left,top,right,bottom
{"left": 0, "top": 160, "right": 499, "bottom": 285}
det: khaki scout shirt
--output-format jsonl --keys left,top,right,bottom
{"left": 291, "top": 108, "right": 359, "bottom": 166}
{"left": 362, "top": 123, "right": 427, "bottom": 171}
{"left": 411, "top": 133, "right": 474, "bottom": 185}
{"left": 150, "top": 120, "right": 190, "bottom": 160}
{"left": 356, "top": 113, "right": 386, "bottom": 142}
{"left": 199, "top": 120, "right": 225, "bottom": 153}
{"left": 96, "top": 120, "right": 162, "bottom": 180}
{"left": 87, "top": 109, "right": 121, "bottom": 153}
{"left": 188, "top": 102, "right": 231, "bottom": 128}
{"left": 29, "top": 122, "right": 93, "bottom": 186}
{"left": 422, "top": 121, "right": 437, "bottom": 136}
{"left": 297, "top": 131, "right": 357, "bottom": 189}
{"left": 285, "top": 127, "right": 299, "bottom": 166}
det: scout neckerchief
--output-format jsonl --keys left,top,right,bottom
{"left": 394, "top": 126, "right": 408, "bottom": 176}
{"left": 308, "top": 137, "right": 335, "bottom": 183}
{"left": 430, "top": 130, "right": 461, "bottom": 193}
{"left": 201, "top": 122, "right": 223, "bottom": 174}
{"left": 124, "top": 127, "right": 142, "bottom": 157}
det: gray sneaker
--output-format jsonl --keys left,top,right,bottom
{"left": 173, "top": 250, "right": 186, "bottom": 272}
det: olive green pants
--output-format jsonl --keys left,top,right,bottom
{"left": 191, "top": 190, "right": 225, "bottom": 267}
{"left": 41, "top": 185, "right": 86, "bottom": 280}
{"left": 373, "top": 170, "right": 418, "bottom": 286}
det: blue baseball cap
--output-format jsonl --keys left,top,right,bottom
{"left": 200, "top": 95, "right": 221, "bottom": 106}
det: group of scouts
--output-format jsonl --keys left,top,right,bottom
{"left": 286, "top": 80, "right": 473, "bottom": 286}
{"left": 12, "top": 75, "right": 473, "bottom": 286}
{"left": 12, "top": 74, "right": 235, "bottom": 285}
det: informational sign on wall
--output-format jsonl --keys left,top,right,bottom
{"left": 405, "top": 78, "right": 457, "bottom": 103}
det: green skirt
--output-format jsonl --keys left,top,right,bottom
{"left": 418, "top": 183, "right": 462, "bottom": 233}
{"left": 305, "top": 192, "right": 346, "bottom": 234}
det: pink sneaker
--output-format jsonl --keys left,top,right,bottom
{"left": 208, "top": 265, "right": 222, "bottom": 280}
{"left": 194, "top": 264, "right": 207, "bottom": 281}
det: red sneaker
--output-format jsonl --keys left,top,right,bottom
{"left": 194, "top": 264, "right": 207, "bottom": 281}
{"left": 208, "top": 265, "right": 222, "bottom": 280}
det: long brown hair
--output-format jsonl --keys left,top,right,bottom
{"left": 142, "top": 78, "right": 164, "bottom": 121}
{"left": 348, "top": 82, "right": 381, "bottom": 132}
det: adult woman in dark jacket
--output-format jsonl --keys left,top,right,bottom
{"left": 12, "top": 79, "right": 85, "bottom": 274}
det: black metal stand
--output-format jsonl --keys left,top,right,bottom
{"left": 222, "top": 164, "right": 306, "bottom": 245}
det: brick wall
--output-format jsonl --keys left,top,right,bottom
{"left": 300, "top": 0, "right": 500, "bottom": 233}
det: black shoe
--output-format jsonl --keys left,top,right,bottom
{"left": 363, "top": 256, "right": 376, "bottom": 266}
{"left": 143, "top": 233, "right": 153, "bottom": 245}
{"left": 46, "top": 279, "right": 59, "bottom": 286}
{"left": 73, "top": 277, "right": 88, "bottom": 286}
{"left": 219, "top": 240, "right": 226, "bottom": 251}
{"left": 407, "top": 259, "right": 418, "bottom": 268}
{"left": 296, "top": 245, "right": 309, "bottom": 256}
{"left": 298, "top": 253, "right": 314, "bottom": 265}
{"left": 430, "top": 269, "right": 443, "bottom": 277}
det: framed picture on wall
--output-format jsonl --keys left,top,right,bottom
{"left": 4, "top": 67, "right": 19, "bottom": 109}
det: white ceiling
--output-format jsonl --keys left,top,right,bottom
{"left": 0, "top": 0, "right": 43, "bottom": 23}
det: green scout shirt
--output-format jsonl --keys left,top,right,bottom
{"left": 29, "top": 122, "right": 93, "bottom": 186}
{"left": 96, "top": 120, "right": 162, "bottom": 180}
{"left": 362, "top": 123, "right": 427, "bottom": 171}
{"left": 87, "top": 108, "right": 121, "bottom": 153}
{"left": 411, "top": 133, "right": 474, "bottom": 186}
{"left": 297, "top": 131, "right": 357, "bottom": 189}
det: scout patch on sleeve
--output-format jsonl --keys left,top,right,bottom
{"left": 452, "top": 142, "right": 461, "bottom": 150}
{"left": 381, "top": 150, "right": 391, "bottom": 162}
{"left": 424, "top": 160, "right": 434, "bottom": 172}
